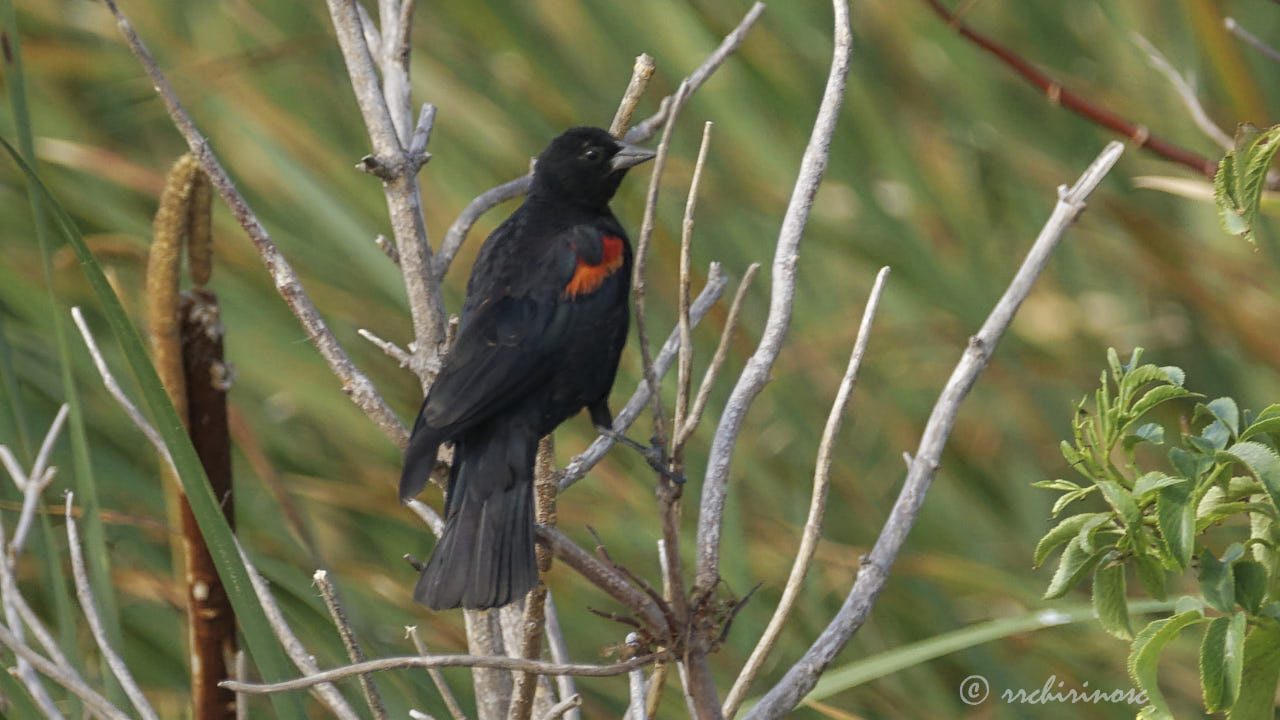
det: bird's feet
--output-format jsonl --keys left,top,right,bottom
{"left": 593, "top": 425, "right": 687, "bottom": 484}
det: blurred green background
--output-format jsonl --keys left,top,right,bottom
{"left": 3, "top": 0, "right": 1279, "bottom": 717}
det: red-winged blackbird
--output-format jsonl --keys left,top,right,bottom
{"left": 400, "top": 127, "right": 656, "bottom": 610}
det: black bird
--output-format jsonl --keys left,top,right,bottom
{"left": 400, "top": 126, "right": 655, "bottom": 609}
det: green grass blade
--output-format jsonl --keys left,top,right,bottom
{"left": 795, "top": 599, "right": 1175, "bottom": 706}
{"left": 2, "top": 1, "right": 116, "bottom": 709}
{"left": 0, "top": 311, "right": 33, "bottom": 461}
{"left": 0, "top": 137, "right": 309, "bottom": 720}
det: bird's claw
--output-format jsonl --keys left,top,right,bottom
{"left": 594, "top": 425, "right": 686, "bottom": 484}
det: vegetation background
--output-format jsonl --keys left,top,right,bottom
{"left": 3, "top": 0, "right": 1278, "bottom": 717}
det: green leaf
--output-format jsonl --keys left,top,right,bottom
{"left": 1206, "top": 398, "right": 1242, "bottom": 439}
{"left": 1233, "top": 560, "right": 1267, "bottom": 614}
{"left": 1093, "top": 560, "right": 1132, "bottom": 639}
{"left": 0, "top": 138, "right": 309, "bottom": 720}
{"left": 1129, "top": 385, "right": 1201, "bottom": 425}
{"left": 1076, "top": 512, "right": 1116, "bottom": 555}
{"left": 1160, "top": 366, "right": 1186, "bottom": 387}
{"left": 1201, "top": 612, "right": 1247, "bottom": 712}
{"left": 1240, "top": 416, "right": 1280, "bottom": 442}
{"left": 1255, "top": 404, "right": 1280, "bottom": 422}
{"left": 1135, "top": 552, "right": 1168, "bottom": 601}
{"left": 1124, "top": 423, "right": 1165, "bottom": 450}
{"left": 1220, "top": 441, "right": 1280, "bottom": 516}
{"left": 1044, "top": 534, "right": 1108, "bottom": 599}
{"left": 1228, "top": 618, "right": 1280, "bottom": 720}
{"left": 1133, "top": 471, "right": 1185, "bottom": 500}
{"left": 1200, "top": 547, "right": 1238, "bottom": 614}
{"left": 1215, "top": 125, "right": 1280, "bottom": 243}
{"left": 1157, "top": 480, "right": 1195, "bottom": 570}
{"left": 1128, "top": 611, "right": 1209, "bottom": 719}
{"left": 1108, "top": 347, "right": 1125, "bottom": 385}
{"left": 1032, "top": 478, "right": 1082, "bottom": 492}
{"left": 1052, "top": 486, "right": 1097, "bottom": 517}
{"left": 1034, "top": 513, "right": 1105, "bottom": 568}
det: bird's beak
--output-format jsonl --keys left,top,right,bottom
{"left": 610, "top": 144, "right": 657, "bottom": 171}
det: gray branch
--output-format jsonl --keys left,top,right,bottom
{"left": 693, "top": 0, "right": 854, "bottom": 597}
{"left": 745, "top": 141, "right": 1125, "bottom": 718}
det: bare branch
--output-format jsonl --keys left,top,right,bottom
{"left": 673, "top": 120, "right": 713, "bottom": 462}
{"left": 434, "top": 3, "right": 765, "bottom": 280}
{"left": 326, "top": 0, "right": 446, "bottom": 386}
{"left": 359, "top": 327, "right": 413, "bottom": 368}
{"left": 722, "top": 266, "right": 890, "bottom": 718}
{"left": 9, "top": 404, "right": 67, "bottom": 557}
{"left": 375, "top": 234, "right": 401, "bottom": 264}
{"left": 535, "top": 525, "right": 667, "bottom": 634}
{"left": 99, "top": 0, "right": 408, "bottom": 445}
{"left": 66, "top": 493, "right": 159, "bottom": 720}
{"left": 542, "top": 592, "right": 581, "bottom": 720}
{"left": 1225, "top": 17, "right": 1280, "bottom": 66}
{"left": 314, "top": 570, "right": 388, "bottom": 720}
{"left": 0, "top": 621, "right": 130, "bottom": 720}
{"left": 746, "top": 142, "right": 1126, "bottom": 718}
{"left": 407, "top": 627, "right": 468, "bottom": 720}
{"left": 539, "top": 693, "right": 582, "bottom": 720}
{"left": 407, "top": 497, "right": 446, "bottom": 537}
{"left": 610, "top": 55, "right": 657, "bottom": 138}
{"left": 233, "top": 539, "right": 363, "bottom": 720}
{"left": 464, "top": 609, "right": 511, "bottom": 720}
{"left": 1131, "top": 33, "right": 1232, "bottom": 151}
{"left": 694, "top": 0, "right": 854, "bottom": 598}
{"left": 72, "top": 307, "right": 176, "bottom": 474}
{"left": 236, "top": 650, "right": 250, "bottom": 720}
{"left": 625, "top": 633, "right": 648, "bottom": 720}
{"left": 678, "top": 264, "right": 759, "bottom": 447}
{"left": 221, "top": 651, "right": 672, "bottom": 695}
{"left": 559, "top": 266, "right": 727, "bottom": 491}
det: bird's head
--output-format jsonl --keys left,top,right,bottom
{"left": 529, "top": 126, "right": 656, "bottom": 209}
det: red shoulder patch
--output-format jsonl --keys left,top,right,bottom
{"left": 564, "top": 235, "right": 625, "bottom": 299}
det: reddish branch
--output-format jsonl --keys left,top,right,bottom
{"left": 922, "top": 0, "right": 1219, "bottom": 179}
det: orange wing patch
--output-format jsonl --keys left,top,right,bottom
{"left": 564, "top": 235, "right": 625, "bottom": 299}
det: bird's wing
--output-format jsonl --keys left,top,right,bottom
{"left": 416, "top": 223, "right": 628, "bottom": 434}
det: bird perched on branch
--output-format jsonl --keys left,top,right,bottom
{"left": 401, "top": 126, "right": 656, "bottom": 610}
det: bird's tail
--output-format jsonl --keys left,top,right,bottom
{"left": 415, "top": 424, "right": 538, "bottom": 610}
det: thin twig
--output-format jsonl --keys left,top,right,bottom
{"left": 672, "top": 121, "right": 714, "bottom": 463}
{"left": 72, "top": 307, "right": 176, "bottom": 473}
{"left": 560, "top": 267, "right": 727, "bottom": 491}
{"left": 407, "top": 497, "right": 445, "bottom": 536}
{"left": 99, "top": 0, "right": 408, "bottom": 445}
{"left": 221, "top": 651, "right": 673, "bottom": 694}
{"left": 610, "top": 55, "right": 657, "bottom": 138}
{"left": 407, "top": 627, "right": 468, "bottom": 720}
{"left": 1225, "top": 17, "right": 1280, "bottom": 66}
{"left": 8, "top": 404, "right": 67, "bottom": 558}
{"left": 694, "top": 0, "right": 854, "bottom": 600}
{"left": 434, "top": 3, "right": 765, "bottom": 279}
{"left": 233, "top": 539, "right": 362, "bottom": 720}
{"left": 626, "top": 633, "right": 648, "bottom": 720}
{"left": 0, "top": 441, "right": 64, "bottom": 719}
{"left": 509, "top": 437, "right": 556, "bottom": 720}
{"left": 542, "top": 592, "right": 581, "bottom": 720}
{"left": 66, "top": 493, "right": 159, "bottom": 720}
{"left": 359, "top": 327, "right": 413, "bottom": 368}
{"left": 921, "top": 0, "right": 1218, "bottom": 179}
{"left": 722, "top": 266, "right": 890, "bottom": 718}
{"left": 534, "top": 525, "right": 667, "bottom": 634}
{"left": 236, "top": 650, "right": 249, "bottom": 720}
{"left": 0, "top": 621, "right": 130, "bottom": 720}
{"left": 1131, "top": 33, "right": 1232, "bottom": 151}
{"left": 538, "top": 693, "right": 582, "bottom": 720}
{"left": 314, "top": 570, "right": 388, "bottom": 720}
{"left": 678, "top": 264, "right": 759, "bottom": 447}
{"left": 746, "top": 142, "right": 1126, "bottom": 718}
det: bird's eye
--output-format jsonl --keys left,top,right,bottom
{"left": 582, "top": 148, "right": 601, "bottom": 162}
